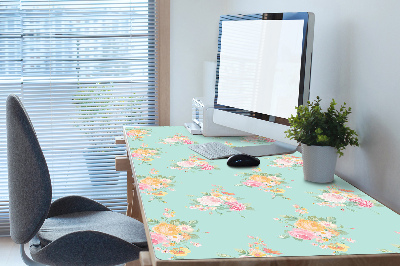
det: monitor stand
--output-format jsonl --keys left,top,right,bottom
{"left": 233, "top": 141, "right": 298, "bottom": 157}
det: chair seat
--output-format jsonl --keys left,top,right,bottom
{"left": 38, "top": 211, "right": 147, "bottom": 248}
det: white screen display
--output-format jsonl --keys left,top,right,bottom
{"left": 217, "top": 20, "right": 304, "bottom": 118}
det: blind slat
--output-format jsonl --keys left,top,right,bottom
{"left": 0, "top": 0, "right": 158, "bottom": 236}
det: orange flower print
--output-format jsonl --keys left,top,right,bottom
{"left": 153, "top": 222, "right": 181, "bottom": 236}
{"left": 249, "top": 248, "right": 266, "bottom": 257}
{"left": 126, "top": 129, "right": 150, "bottom": 140}
{"left": 239, "top": 172, "right": 289, "bottom": 200}
{"left": 148, "top": 210, "right": 203, "bottom": 260}
{"left": 328, "top": 243, "right": 349, "bottom": 252}
{"left": 141, "top": 177, "right": 162, "bottom": 186}
{"left": 250, "top": 174, "right": 272, "bottom": 183}
{"left": 169, "top": 247, "right": 191, "bottom": 256}
{"left": 294, "top": 219, "right": 326, "bottom": 232}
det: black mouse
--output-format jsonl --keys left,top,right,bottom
{"left": 227, "top": 154, "right": 260, "bottom": 167}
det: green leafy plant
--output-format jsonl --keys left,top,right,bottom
{"left": 285, "top": 96, "right": 359, "bottom": 157}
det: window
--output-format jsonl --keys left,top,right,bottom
{"left": 0, "top": 0, "right": 169, "bottom": 236}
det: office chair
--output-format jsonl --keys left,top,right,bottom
{"left": 6, "top": 94, "right": 148, "bottom": 266}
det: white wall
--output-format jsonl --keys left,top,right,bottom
{"left": 170, "top": 0, "right": 400, "bottom": 213}
{"left": 170, "top": 0, "right": 227, "bottom": 125}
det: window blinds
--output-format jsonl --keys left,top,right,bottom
{"left": 0, "top": 0, "right": 158, "bottom": 236}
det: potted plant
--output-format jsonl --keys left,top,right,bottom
{"left": 285, "top": 96, "right": 359, "bottom": 183}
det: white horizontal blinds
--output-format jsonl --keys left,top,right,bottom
{"left": 0, "top": 0, "right": 22, "bottom": 236}
{"left": 0, "top": 0, "right": 158, "bottom": 236}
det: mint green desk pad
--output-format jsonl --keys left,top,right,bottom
{"left": 124, "top": 126, "right": 400, "bottom": 261}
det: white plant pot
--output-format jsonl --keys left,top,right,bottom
{"left": 301, "top": 144, "right": 338, "bottom": 183}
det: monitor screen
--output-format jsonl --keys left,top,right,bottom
{"left": 213, "top": 12, "right": 314, "bottom": 156}
{"left": 217, "top": 19, "right": 304, "bottom": 119}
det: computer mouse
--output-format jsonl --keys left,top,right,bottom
{"left": 227, "top": 154, "right": 260, "bottom": 167}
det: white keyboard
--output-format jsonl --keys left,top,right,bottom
{"left": 188, "top": 142, "right": 242, "bottom": 160}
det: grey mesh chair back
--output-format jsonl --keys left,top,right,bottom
{"left": 6, "top": 94, "right": 52, "bottom": 244}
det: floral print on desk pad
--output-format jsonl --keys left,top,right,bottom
{"left": 236, "top": 168, "right": 291, "bottom": 200}
{"left": 124, "top": 126, "right": 400, "bottom": 260}
{"left": 187, "top": 184, "right": 254, "bottom": 216}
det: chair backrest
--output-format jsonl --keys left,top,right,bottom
{"left": 6, "top": 94, "right": 52, "bottom": 244}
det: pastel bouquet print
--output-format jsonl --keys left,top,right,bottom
{"left": 275, "top": 206, "right": 354, "bottom": 255}
{"left": 308, "top": 185, "right": 383, "bottom": 212}
{"left": 241, "top": 136, "right": 275, "bottom": 144}
{"left": 188, "top": 185, "right": 253, "bottom": 216}
{"left": 170, "top": 155, "right": 219, "bottom": 172}
{"left": 160, "top": 134, "right": 197, "bottom": 145}
{"left": 126, "top": 128, "right": 151, "bottom": 141}
{"left": 137, "top": 173, "right": 176, "bottom": 203}
{"left": 218, "top": 235, "right": 282, "bottom": 258}
{"left": 269, "top": 155, "right": 303, "bottom": 169}
{"left": 148, "top": 209, "right": 203, "bottom": 260}
{"left": 237, "top": 170, "right": 290, "bottom": 200}
{"left": 130, "top": 145, "right": 161, "bottom": 164}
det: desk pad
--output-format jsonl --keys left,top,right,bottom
{"left": 124, "top": 126, "right": 400, "bottom": 260}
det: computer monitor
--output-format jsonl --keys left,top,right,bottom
{"left": 213, "top": 12, "right": 315, "bottom": 156}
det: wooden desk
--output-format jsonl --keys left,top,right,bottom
{"left": 117, "top": 126, "right": 400, "bottom": 266}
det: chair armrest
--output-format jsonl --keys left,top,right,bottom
{"left": 47, "top": 196, "right": 110, "bottom": 218}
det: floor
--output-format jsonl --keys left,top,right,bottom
{"left": 0, "top": 237, "right": 26, "bottom": 266}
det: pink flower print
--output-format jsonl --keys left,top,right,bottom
{"left": 164, "top": 137, "right": 179, "bottom": 143}
{"left": 243, "top": 180, "right": 263, "bottom": 187}
{"left": 190, "top": 241, "right": 202, "bottom": 247}
{"left": 150, "top": 168, "right": 159, "bottom": 174}
{"left": 163, "top": 212, "right": 175, "bottom": 218}
{"left": 200, "top": 164, "right": 215, "bottom": 170}
{"left": 295, "top": 208, "right": 308, "bottom": 214}
{"left": 197, "top": 196, "right": 223, "bottom": 206}
{"left": 224, "top": 201, "right": 246, "bottom": 211}
{"left": 318, "top": 193, "right": 348, "bottom": 203}
{"left": 349, "top": 197, "right": 374, "bottom": 208}
{"left": 288, "top": 228, "right": 317, "bottom": 240}
{"left": 274, "top": 158, "right": 294, "bottom": 167}
{"left": 221, "top": 195, "right": 237, "bottom": 202}
{"left": 342, "top": 237, "right": 356, "bottom": 243}
{"left": 151, "top": 232, "right": 168, "bottom": 245}
{"left": 183, "top": 139, "right": 194, "bottom": 144}
{"left": 178, "top": 224, "right": 194, "bottom": 233}
{"left": 177, "top": 160, "right": 197, "bottom": 168}
{"left": 139, "top": 183, "right": 151, "bottom": 190}
{"left": 167, "top": 234, "right": 185, "bottom": 243}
